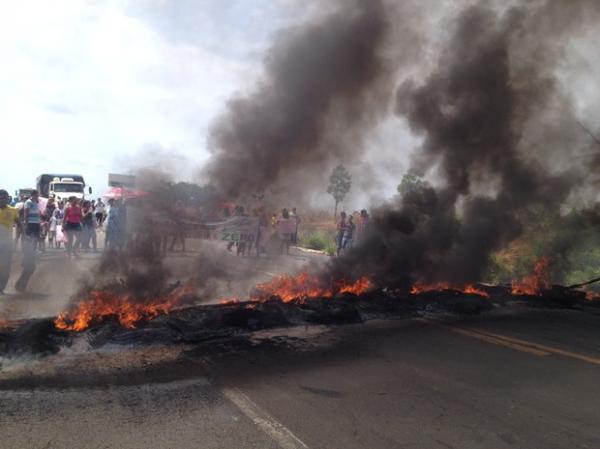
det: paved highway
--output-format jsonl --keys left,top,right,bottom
{"left": 1, "top": 308, "right": 599, "bottom": 449}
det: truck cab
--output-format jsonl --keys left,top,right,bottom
{"left": 49, "top": 177, "right": 86, "bottom": 201}
{"left": 36, "top": 174, "right": 91, "bottom": 201}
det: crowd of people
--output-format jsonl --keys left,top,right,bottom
{"left": 0, "top": 189, "right": 123, "bottom": 294}
{"left": 0, "top": 185, "right": 370, "bottom": 294}
{"left": 10, "top": 192, "right": 117, "bottom": 256}
{"left": 0, "top": 189, "right": 192, "bottom": 294}
{"left": 273, "top": 207, "right": 301, "bottom": 255}
{"left": 225, "top": 205, "right": 370, "bottom": 258}
{"left": 336, "top": 209, "right": 370, "bottom": 256}
{"left": 223, "top": 205, "right": 301, "bottom": 256}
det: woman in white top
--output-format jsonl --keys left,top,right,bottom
{"left": 95, "top": 198, "right": 106, "bottom": 226}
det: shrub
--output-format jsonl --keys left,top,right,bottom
{"left": 324, "top": 240, "right": 336, "bottom": 256}
{"left": 485, "top": 206, "right": 600, "bottom": 285}
{"left": 300, "top": 230, "right": 334, "bottom": 252}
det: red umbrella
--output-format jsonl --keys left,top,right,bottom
{"left": 103, "top": 187, "right": 148, "bottom": 200}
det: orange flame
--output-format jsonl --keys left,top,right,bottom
{"left": 339, "top": 276, "right": 373, "bottom": 295}
{"left": 219, "top": 297, "right": 241, "bottom": 305}
{"left": 410, "top": 282, "right": 490, "bottom": 298}
{"left": 511, "top": 257, "right": 551, "bottom": 296}
{"left": 54, "top": 284, "right": 194, "bottom": 331}
{"left": 585, "top": 290, "right": 600, "bottom": 302}
{"left": 251, "top": 272, "right": 372, "bottom": 303}
{"left": 463, "top": 284, "right": 491, "bottom": 298}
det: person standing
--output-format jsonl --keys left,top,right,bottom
{"left": 0, "top": 190, "right": 19, "bottom": 295}
{"left": 104, "top": 198, "right": 114, "bottom": 248}
{"left": 290, "top": 207, "right": 301, "bottom": 246}
{"left": 226, "top": 205, "right": 243, "bottom": 253}
{"left": 356, "top": 209, "right": 370, "bottom": 243}
{"left": 63, "top": 197, "right": 83, "bottom": 257}
{"left": 53, "top": 201, "right": 66, "bottom": 249}
{"left": 38, "top": 196, "right": 55, "bottom": 252}
{"left": 15, "top": 190, "right": 41, "bottom": 292}
{"left": 106, "top": 199, "right": 126, "bottom": 250}
{"left": 342, "top": 214, "right": 355, "bottom": 250}
{"left": 95, "top": 198, "right": 106, "bottom": 226}
{"left": 23, "top": 191, "right": 42, "bottom": 241}
{"left": 48, "top": 206, "right": 58, "bottom": 248}
{"left": 336, "top": 211, "right": 347, "bottom": 257}
{"left": 257, "top": 206, "right": 269, "bottom": 255}
{"left": 277, "top": 209, "right": 295, "bottom": 255}
{"left": 43, "top": 197, "right": 56, "bottom": 222}
{"left": 81, "top": 200, "right": 97, "bottom": 251}
{"left": 13, "top": 195, "right": 27, "bottom": 249}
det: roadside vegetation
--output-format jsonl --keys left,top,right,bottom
{"left": 486, "top": 205, "right": 600, "bottom": 289}
{"left": 298, "top": 229, "right": 336, "bottom": 256}
{"left": 296, "top": 173, "right": 600, "bottom": 289}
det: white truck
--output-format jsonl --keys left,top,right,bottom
{"left": 36, "top": 174, "right": 92, "bottom": 201}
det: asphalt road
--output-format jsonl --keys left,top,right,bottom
{"left": 1, "top": 308, "right": 599, "bottom": 449}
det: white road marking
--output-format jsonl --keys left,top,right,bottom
{"left": 223, "top": 387, "right": 310, "bottom": 449}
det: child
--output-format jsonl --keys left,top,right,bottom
{"left": 39, "top": 220, "right": 48, "bottom": 252}
{"left": 48, "top": 209, "right": 58, "bottom": 248}
{"left": 53, "top": 203, "right": 66, "bottom": 249}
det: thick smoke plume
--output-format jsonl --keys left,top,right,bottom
{"left": 27, "top": 0, "right": 600, "bottom": 332}
{"left": 204, "top": 0, "right": 403, "bottom": 201}
{"left": 204, "top": 0, "right": 599, "bottom": 287}
{"left": 65, "top": 0, "right": 599, "bottom": 308}
{"left": 331, "top": 0, "right": 600, "bottom": 286}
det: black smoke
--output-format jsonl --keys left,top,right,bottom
{"left": 52, "top": 0, "right": 600, "bottom": 323}
{"left": 330, "top": 1, "right": 600, "bottom": 286}
{"left": 203, "top": 0, "right": 407, "bottom": 201}
{"left": 199, "top": 0, "right": 600, "bottom": 289}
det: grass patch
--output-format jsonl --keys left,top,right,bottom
{"left": 299, "top": 230, "right": 335, "bottom": 254}
{"left": 324, "top": 240, "right": 336, "bottom": 256}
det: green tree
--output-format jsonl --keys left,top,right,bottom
{"left": 397, "top": 173, "right": 427, "bottom": 196}
{"left": 327, "top": 164, "right": 352, "bottom": 218}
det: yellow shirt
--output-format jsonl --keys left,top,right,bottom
{"left": 0, "top": 206, "right": 18, "bottom": 243}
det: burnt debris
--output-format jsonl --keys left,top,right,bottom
{"left": 2, "top": 285, "right": 598, "bottom": 358}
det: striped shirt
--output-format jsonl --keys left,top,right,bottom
{"left": 24, "top": 199, "right": 41, "bottom": 224}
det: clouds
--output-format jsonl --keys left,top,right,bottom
{"left": 0, "top": 0, "right": 288, "bottom": 194}
{"left": 4, "top": 0, "right": 595, "bottom": 206}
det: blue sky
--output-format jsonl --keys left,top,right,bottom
{"left": 0, "top": 0, "right": 303, "bottom": 196}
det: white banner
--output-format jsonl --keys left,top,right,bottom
{"left": 213, "top": 216, "right": 260, "bottom": 243}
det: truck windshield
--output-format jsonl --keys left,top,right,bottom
{"left": 52, "top": 183, "right": 84, "bottom": 193}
